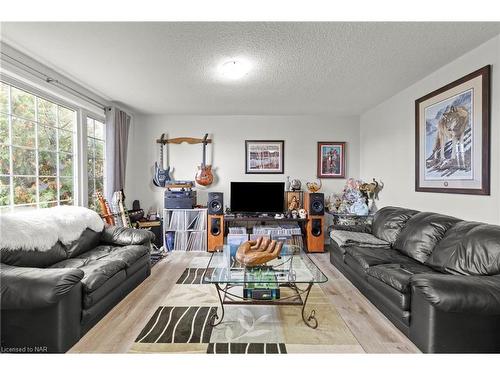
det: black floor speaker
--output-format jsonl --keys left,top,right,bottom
{"left": 208, "top": 192, "right": 224, "bottom": 215}
{"left": 304, "top": 192, "right": 325, "bottom": 216}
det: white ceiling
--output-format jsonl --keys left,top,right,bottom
{"left": 1, "top": 22, "right": 500, "bottom": 115}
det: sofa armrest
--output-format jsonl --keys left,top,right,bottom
{"left": 411, "top": 274, "right": 500, "bottom": 315}
{"left": 1, "top": 264, "right": 84, "bottom": 310}
{"left": 101, "top": 225, "right": 155, "bottom": 246}
{"left": 333, "top": 224, "right": 372, "bottom": 233}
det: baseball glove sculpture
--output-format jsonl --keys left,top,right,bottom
{"left": 236, "top": 237, "right": 284, "bottom": 267}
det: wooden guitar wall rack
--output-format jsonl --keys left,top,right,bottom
{"left": 156, "top": 136, "right": 212, "bottom": 145}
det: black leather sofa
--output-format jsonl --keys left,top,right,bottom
{"left": 1, "top": 225, "right": 155, "bottom": 353}
{"left": 329, "top": 206, "right": 500, "bottom": 353}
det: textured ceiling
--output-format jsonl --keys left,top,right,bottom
{"left": 1, "top": 22, "right": 500, "bottom": 115}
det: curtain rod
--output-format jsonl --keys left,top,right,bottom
{"left": 1, "top": 51, "right": 109, "bottom": 111}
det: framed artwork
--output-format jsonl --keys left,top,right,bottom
{"left": 415, "top": 65, "right": 490, "bottom": 195}
{"left": 245, "top": 140, "right": 284, "bottom": 174}
{"left": 317, "top": 142, "right": 346, "bottom": 178}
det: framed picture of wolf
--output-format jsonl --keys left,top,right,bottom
{"left": 317, "top": 142, "right": 346, "bottom": 178}
{"left": 415, "top": 65, "right": 490, "bottom": 195}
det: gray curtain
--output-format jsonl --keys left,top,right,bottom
{"left": 105, "top": 107, "right": 131, "bottom": 201}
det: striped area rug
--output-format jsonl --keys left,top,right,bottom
{"left": 130, "top": 256, "right": 362, "bottom": 354}
{"left": 176, "top": 268, "right": 213, "bottom": 284}
{"left": 136, "top": 306, "right": 216, "bottom": 344}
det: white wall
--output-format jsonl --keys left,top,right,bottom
{"left": 360, "top": 35, "right": 500, "bottom": 224}
{"left": 125, "top": 115, "right": 360, "bottom": 212}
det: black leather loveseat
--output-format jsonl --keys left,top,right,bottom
{"left": 1, "top": 225, "right": 154, "bottom": 353}
{"left": 330, "top": 206, "right": 500, "bottom": 353}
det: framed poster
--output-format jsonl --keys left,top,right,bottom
{"left": 317, "top": 142, "right": 346, "bottom": 178}
{"left": 245, "top": 140, "right": 284, "bottom": 174}
{"left": 415, "top": 65, "right": 490, "bottom": 195}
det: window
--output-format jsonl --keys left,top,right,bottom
{"left": 0, "top": 81, "right": 76, "bottom": 211}
{"left": 87, "top": 117, "right": 105, "bottom": 212}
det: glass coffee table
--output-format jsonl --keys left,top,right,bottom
{"left": 203, "top": 245, "right": 328, "bottom": 329}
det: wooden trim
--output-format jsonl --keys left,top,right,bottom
{"left": 415, "top": 65, "right": 490, "bottom": 195}
{"left": 316, "top": 141, "right": 346, "bottom": 179}
{"left": 245, "top": 140, "right": 285, "bottom": 174}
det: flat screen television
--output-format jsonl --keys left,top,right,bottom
{"left": 230, "top": 182, "right": 285, "bottom": 214}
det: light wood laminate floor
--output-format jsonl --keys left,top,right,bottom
{"left": 69, "top": 251, "right": 420, "bottom": 353}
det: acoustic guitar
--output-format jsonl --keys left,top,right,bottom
{"left": 153, "top": 133, "right": 172, "bottom": 187}
{"left": 195, "top": 133, "right": 214, "bottom": 186}
{"left": 96, "top": 191, "right": 115, "bottom": 225}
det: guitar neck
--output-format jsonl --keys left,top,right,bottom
{"left": 202, "top": 142, "right": 207, "bottom": 166}
{"left": 160, "top": 143, "right": 163, "bottom": 167}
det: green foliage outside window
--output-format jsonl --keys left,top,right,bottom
{"left": 0, "top": 82, "right": 76, "bottom": 210}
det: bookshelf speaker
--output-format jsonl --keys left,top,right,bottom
{"left": 208, "top": 192, "right": 224, "bottom": 215}
{"left": 208, "top": 214, "right": 224, "bottom": 252}
{"left": 304, "top": 192, "right": 324, "bottom": 216}
{"left": 306, "top": 216, "right": 324, "bottom": 253}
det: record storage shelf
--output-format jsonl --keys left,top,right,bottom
{"left": 163, "top": 208, "right": 207, "bottom": 252}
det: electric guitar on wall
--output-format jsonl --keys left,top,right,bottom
{"left": 153, "top": 133, "right": 172, "bottom": 187}
{"left": 195, "top": 133, "right": 214, "bottom": 186}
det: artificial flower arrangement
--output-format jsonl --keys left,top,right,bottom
{"left": 327, "top": 178, "right": 370, "bottom": 216}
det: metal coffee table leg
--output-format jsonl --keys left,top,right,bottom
{"left": 301, "top": 282, "right": 318, "bottom": 329}
{"left": 209, "top": 283, "right": 225, "bottom": 326}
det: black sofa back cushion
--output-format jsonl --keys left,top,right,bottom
{"left": 0, "top": 228, "right": 103, "bottom": 268}
{"left": 425, "top": 221, "right": 500, "bottom": 276}
{"left": 393, "top": 212, "right": 461, "bottom": 263}
{"left": 65, "top": 229, "right": 103, "bottom": 259}
{"left": 372, "top": 206, "right": 419, "bottom": 245}
{"left": 0, "top": 242, "right": 68, "bottom": 268}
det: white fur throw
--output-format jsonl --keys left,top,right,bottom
{"left": 0, "top": 206, "right": 104, "bottom": 251}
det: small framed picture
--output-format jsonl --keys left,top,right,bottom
{"left": 245, "top": 140, "right": 284, "bottom": 174}
{"left": 317, "top": 142, "right": 346, "bottom": 178}
{"left": 415, "top": 65, "right": 490, "bottom": 195}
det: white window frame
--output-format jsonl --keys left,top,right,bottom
{"left": 83, "top": 112, "right": 106, "bottom": 209}
{"left": 0, "top": 74, "right": 105, "bottom": 210}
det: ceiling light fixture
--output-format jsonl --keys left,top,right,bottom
{"left": 219, "top": 59, "right": 251, "bottom": 80}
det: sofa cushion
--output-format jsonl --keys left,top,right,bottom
{"left": 0, "top": 242, "right": 67, "bottom": 268}
{"left": 125, "top": 253, "right": 150, "bottom": 276}
{"left": 393, "top": 212, "right": 461, "bottom": 263}
{"left": 425, "top": 221, "right": 500, "bottom": 276}
{"left": 74, "top": 245, "right": 113, "bottom": 261}
{"left": 51, "top": 257, "right": 127, "bottom": 292}
{"left": 366, "top": 274, "right": 412, "bottom": 311}
{"left": 367, "top": 263, "right": 439, "bottom": 293}
{"left": 344, "top": 246, "right": 410, "bottom": 270}
{"left": 65, "top": 228, "right": 102, "bottom": 258}
{"left": 106, "top": 245, "right": 149, "bottom": 267}
{"left": 371, "top": 206, "right": 419, "bottom": 244}
{"left": 83, "top": 270, "right": 126, "bottom": 308}
{"left": 331, "top": 230, "right": 390, "bottom": 248}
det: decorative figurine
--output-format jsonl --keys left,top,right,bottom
{"left": 290, "top": 178, "right": 302, "bottom": 191}
{"left": 360, "top": 178, "right": 384, "bottom": 213}
{"left": 288, "top": 195, "right": 299, "bottom": 211}
{"left": 285, "top": 176, "right": 291, "bottom": 191}
{"left": 291, "top": 210, "right": 298, "bottom": 219}
{"left": 306, "top": 179, "right": 322, "bottom": 193}
{"left": 298, "top": 208, "right": 307, "bottom": 219}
